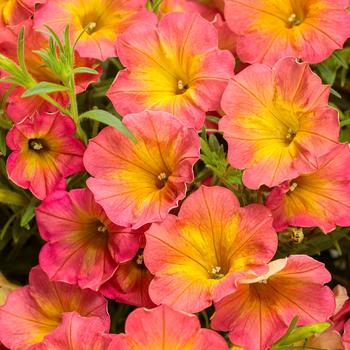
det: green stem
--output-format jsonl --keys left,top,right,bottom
{"left": 68, "top": 76, "right": 87, "bottom": 143}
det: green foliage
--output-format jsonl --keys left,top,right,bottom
{"left": 200, "top": 132, "right": 242, "bottom": 188}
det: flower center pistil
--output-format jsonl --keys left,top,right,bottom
{"left": 85, "top": 21, "right": 97, "bottom": 34}
{"left": 286, "top": 128, "right": 296, "bottom": 142}
{"left": 287, "top": 13, "right": 301, "bottom": 27}
{"left": 155, "top": 172, "right": 168, "bottom": 189}
{"left": 97, "top": 224, "right": 108, "bottom": 233}
{"left": 176, "top": 80, "right": 189, "bottom": 95}
{"left": 28, "top": 139, "right": 45, "bottom": 152}
{"left": 210, "top": 266, "right": 224, "bottom": 279}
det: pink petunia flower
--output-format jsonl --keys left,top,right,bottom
{"left": 224, "top": 0, "right": 350, "bottom": 65}
{"left": 144, "top": 185, "right": 277, "bottom": 313}
{"left": 107, "top": 304, "right": 229, "bottom": 349}
{"left": 34, "top": 0, "right": 156, "bottom": 61}
{"left": 84, "top": 110, "right": 200, "bottom": 229}
{"left": 0, "top": 266, "right": 109, "bottom": 350}
{"left": 344, "top": 320, "right": 350, "bottom": 349}
{"left": 211, "top": 255, "right": 335, "bottom": 350}
{"left": 6, "top": 112, "right": 85, "bottom": 200}
{"left": 266, "top": 144, "right": 350, "bottom": 233}
{"left": 107, "top": 12, "right": 235, "bottom": 129}
{"left": 36, "top": 188, "right": 142, "bottom": 291}
{"left": 220, "top": 57, "right": 339, "bottom": 189}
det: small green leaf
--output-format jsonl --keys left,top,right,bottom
{"left": 333, "top": 51, "right": 349, "bottom": 68}
{"left": 330, "top": 88, "right": 342, "bottom": 99}
{"left": 73, "top": 67, "right": 99, "bottom": 75}
{"left": 17, "top": 27, "right": 28, "bottom": 74}
{"left": 20, "top": 203, "right": 36, "bottom": 228}
{"left": 79, "top": 109, "right": 136, "bottom": 143}
{"left": 22, "top": 82, "right": 67, "bottom": 97}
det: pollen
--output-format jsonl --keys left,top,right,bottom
{"left": 286, "top": 128, "right": 296, "bottom": 141}
{"left": 157, "top": 172, "right": 167, "bottom": 181}
{"left": 289, "top": 182, "right": 298, "bottom": 192}
{"left": 29, "top": 139, "right": 45, "bottom": 151}
{"left": 85, "top": 22, "right": 97, "bottom": 34}
{"left": 210, "top": 266, "right": 224, "bottom": 279}
{"left": 258, "top": 279, "right": 268, "bottom": 284}
{"left": 287, "top": 13, "right": 301, "bottom": 27}
{"left": 177, "top": 80, "right": 184, "bottom": 90}
{"left": 136, "top": 254, "right": 144, "bottom": 265}
{"left": 97, "top": 225, "right": 107, "bottom": 233}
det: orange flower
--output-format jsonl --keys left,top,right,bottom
{"left": 225, "top": 0, "right": 350, "bottom": 64}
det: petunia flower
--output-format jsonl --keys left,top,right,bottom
{"left": 224, "top": 0, "right": 350, "bottom": 65}
{"left": 211, "top": 255, "right": 335, "bottom": 350}
{"left": 100, "top": 249, "right": 155, "bottom": 308}
{"left": 0, "top": 0, "right": 45, "bottom": 29}
{"left": 220, "top": 57, "right": 339, "bottom": 190}
{"left": 36, "top": 188, "right": 142, "bottom": 291}
{"left": 107, "top": 12, "right": 234, "bottom": 129}
{"left": 0, "top": 266, "right": 109, "bottom": 350}
{"left": 6, "top": 112, "right": 85, "bottom": 200}
{"left": 107, "top": 304, "right": 229, "bottom": 350}
{"left": 36, "top": 312, "right": 114, "bottom": 350}
{"left": 144, "top": 185, "right": 277, "bottom": 313}
{"left": 0, "top": 21, "right": 100, "bottom": 123}
{"left": 266, "top": 143, "right": 350, "bottom": 233}
{"left": 84, "top": 110, "right": 200, "bottom": 229}
{"left": 34, "top": 0, "right": 156, "bottom": 61}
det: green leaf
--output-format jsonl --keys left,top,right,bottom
{"left": 79, "top": 109, "right": 136, "bottom": 143}
{"left": 73, "top": 67, "right": 99, "bottom": 75}
{"left": 274, "top": 322, "right": 330, "bottom": 347}
{"left": 22, "top": 82, "right": 67, "bottom": 97}
{"left": 20, "top": 199, "right": 38, "bottom": 228}
{"left": 0, "top": 129, "right": 7, "bottom": 156}
{"left": 333, "top": 51, "right": 348, "bottom": 68}
{"left": 330, "top": 88, "right": 342, "bottom": 99}
{"left": 17, "top": 26, "right": 28, "bottom": 74}
{"left": 44, "top": 25, "right": 64, "bottom": 51}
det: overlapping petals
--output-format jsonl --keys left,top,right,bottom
{"left": 36, "top": 188, "right": 142, "bottom": 291}
{"left": 211, "top": 255, "right": 335, "bottom": 350}
{"left": 0, "top": 0, "right": 45, "bottom": 29}
{"left": 6, "top": 112, "right": 85, "bottom": 200}
{"left": 144, "top": 185, "right": 277, "bottom": 313}
{"left": 266, "top": 143, "right": 350, "bottom": 233}
{"left": 34, "top": 0, "right": 156, "bottom": 60}
{"left": 100, "top": 251, "right": 155, "bottom": 308}
{"left": 225, "top": 0, "right": 350, "bottom": 65}
{"left": 108, "top": 304, "right": 229, "bottom": 350}
{"left": 36, "top": 313, "right": 113, "bottom": 350}
{"left": 107, "top": 12, "right": 234, "bottom": 129}
{"left": 220, "top": 57, "right": 339, "bottom": 189}
{"left": 0, "top": 266, "right": 109, "bottom": 350}
{"left": 84, "top": 110, "right": 200, "bottom": 229}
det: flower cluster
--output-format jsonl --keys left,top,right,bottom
{"left": 0, "top": 0, "right": 349, "bottom": 350}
